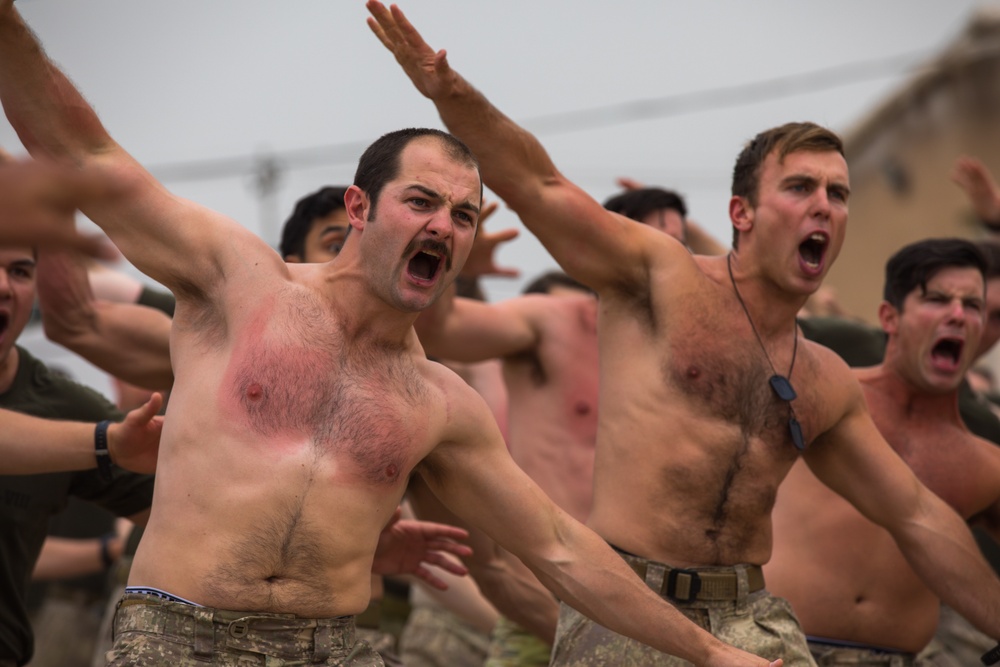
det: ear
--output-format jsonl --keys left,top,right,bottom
{"left": 878, "top": 300, "right": 899, "bottom": 336}
{"left": 729, "top": 195, "right": 753, "bottom": 237}
{"left": 344, "top": 185, "right": 370, "bottom": 232}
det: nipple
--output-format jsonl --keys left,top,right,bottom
{"left": 687, "top": 366, "right": 701, "bottom": 379}
{"left": 246, "top": 383, "right": 264, "bottom": 401}
{"left": 385, "top": 464, "right": 399, "bottom": 479}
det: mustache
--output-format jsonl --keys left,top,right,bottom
{"left": 404, "top": 238, "right": 452, "bottom": 271}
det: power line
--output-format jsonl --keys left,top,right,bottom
{"left": 148, "top": 48, "right": 939, "bottom": 184}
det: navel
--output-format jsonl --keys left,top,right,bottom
{"left": 574, "top": 401, "right": 591, "bottom": 416}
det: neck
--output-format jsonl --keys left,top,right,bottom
{"left": 725, "top": 251, "right": 806, "bottom": 336}
{"left": 863, "top": 361, "right": 964, "bottom": 425}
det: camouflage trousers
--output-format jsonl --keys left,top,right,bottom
{"left": 550, "top": 552, "right": 814, "bottom": 667}
{"left": 107, "top": 593, "right": 384, "bottom": 666}
{"left": 915, "top": 605, "right": 992, "bottom": 667}
{"left": 484, "top": 616, "right": 551, "bottom": 667}
{"left": 808, "top": 639, "right": 918, "bottom": 666}
{"left": 399, "top": 606, "right": 491, "bottom": 667}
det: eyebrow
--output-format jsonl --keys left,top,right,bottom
{"left": 408, "top": 184, "right": 481, "bottom": 216}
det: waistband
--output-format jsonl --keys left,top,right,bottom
{"left": 611, "top": 544, "right": 765, "bottom": 602}
{"left": 114, "top": 593, "right": 357, "bottom": 662}
{"left": 809, "top": 636, "right": 915, "bottom": 666}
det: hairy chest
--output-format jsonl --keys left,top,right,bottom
{"left": 217, "top": 298, "right": 429, "bottom": 486}
{"left": 665, "top": 314, "right": 822, "bottom": 455}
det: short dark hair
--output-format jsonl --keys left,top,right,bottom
{"left": 522, "top": 270, "right": 594, "bottom": 296}
{"left": 354, "top": 128, "right": 480, "bottom": 220}
{"left": 603, "top": 187, "right": 687, "bottom": 222}
{"left": 731, "top": 122, "right": 844, "bottom": 248}
{"left": 279, "top": 186, "right": 348, "bottom": 260}
{"left": 883, "top": 238, "right": 988, "bottom": 310}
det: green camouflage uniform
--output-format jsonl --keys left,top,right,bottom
{"left": 107, "top": 593, "right": 384, "bottom": 666}
{"left": 484, "top": 616, "right": 550, "bottom": 667}
{"left": 399, "top": 606, "right": 491, "bottom": 667}
{"left": 549, "top": 549, "right": 814, "bottom": 666}
{"left": 916, "top": 605, "right": 989, "bottom": 667}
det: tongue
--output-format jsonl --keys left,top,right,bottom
{"left": 409, "top": 253, "right": 436, "bottom": 280}
{"left": 931, "top": 347, "right": 960, "bottom": 372}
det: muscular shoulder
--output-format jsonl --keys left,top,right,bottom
{"left": 802, "top": 338, "right": 866, "bottom": 423}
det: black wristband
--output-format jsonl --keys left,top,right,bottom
{"left": 94, "top": 420, "right": 113, "bottom": 482}
{"left": 98, "top": 532, "right": 115, "bottom": 569}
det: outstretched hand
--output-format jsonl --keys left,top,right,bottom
{"left": 372, "top": 509, "right": 472, "bottom": 590}
{"left": 952, "top": 156, "right": 1000, "bottom": 227}
{"left": 461, "top": 201, "right": 520, "bottom": 279}
{"left": 367, "top": 1, "right": 456, "bottom": 100}
{"left": 108, "top": 393, "right": 163, "bottom": 474}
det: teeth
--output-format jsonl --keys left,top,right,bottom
{"left": 809, "top": 233, "right": 826, "bottom": 244}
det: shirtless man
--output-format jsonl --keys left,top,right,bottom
{"left": 768, "top": 238, "right": 1000, "bottom": 665}
{"left": 0, "top": 4, "right": 789, "bottom": 666}
{"left": 414, "top": 268, "right": 597, "bottom": 664}
{"left": 368, "top": 3, "right": 1000, "bottom": 664}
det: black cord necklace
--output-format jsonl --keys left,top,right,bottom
{"left": 727, "top": 253, "right": 806, "bottom": 450}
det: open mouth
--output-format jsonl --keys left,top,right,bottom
{"left": 0, "top": 312, "right": 8, "bottom": 341}
{"left": 931, "top": 336, "right": 964, "bottom": 371}
{"left": 799, "top": 232, "right": 828, "bottom": 272}
{"left": 405, "top": 240, "right": 450, "bottom": 284}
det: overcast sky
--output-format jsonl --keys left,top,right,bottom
{"left": 6, "top": 0, "right": 996, "bottom": 392}
{"left": 3, "top": 1, "right": 992, "bottom": 298}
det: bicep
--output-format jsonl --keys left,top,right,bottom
{"left": 81, "top": 153, "right": 270, "bottom": 298}
{"left": 804, "top": 393, "right": 924, "bottom": 529}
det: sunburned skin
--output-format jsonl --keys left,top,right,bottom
{"left": 218, "top": 290, "right": 419, "bottom": 485}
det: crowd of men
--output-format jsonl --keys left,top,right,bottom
{"left": 3, "top": 1, "right": 1000, "bottom": 666}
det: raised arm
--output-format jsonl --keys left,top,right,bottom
{"left": 0, "top": 2, "right": 278, "bottom": 298}
{"left": 806, "top": 372, "right": 1000, "bottom": 640}
{"left": 415, "top": 292, "right": 544, "bottom": 363}
{"left": 366, "top": 2, "right": 683, "bottom": 293}
{"left": 421, "top": 381, "right": 781, "bottom": 667}
{"left": 0, "top": 158, "right": 118, "bottom": 258}
{"left": 36, "top": 250, "right": 174, "bottom": 390}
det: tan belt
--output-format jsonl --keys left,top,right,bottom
{"left": 624, "top": 558, "right": 765, "bottom": 602}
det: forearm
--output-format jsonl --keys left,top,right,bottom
{"left": 0, "top": 410, "right": 101, "bottom": 473}
{"left": 520, "top": 516, "right": 724, "bottom": 663}
{"left": 32, "top": 535, "right": 117, "bottom": 581}
{"left": 897, "top": 493, "right": 1000, "bottom": 639}
{"left": 431, "top": 75, "right": 554, "bottom": 213}
{"left": 0, "top": 5, "right": 111, "bottom": 159}
{"left": 47, "top": 300, "right": 174, "bottom": 390}
{"left": 468, "top": 545, "right": 559, "bottom": 643}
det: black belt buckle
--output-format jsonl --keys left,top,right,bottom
{"left": 665, "top": 567, "right": 702, "bottom": 601}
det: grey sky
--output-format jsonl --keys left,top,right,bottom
{"left": 3, "top": 0, "right": 989, "bottom": 305}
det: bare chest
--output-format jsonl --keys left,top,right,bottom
{"left": 216, "top": 299, "right": 429, "bottom": 486}
{"left": 666, "top": 314, "right": 823, "bottom": 456}
{"left": 873, "top": 412, "right": 998, "bottom": 518}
